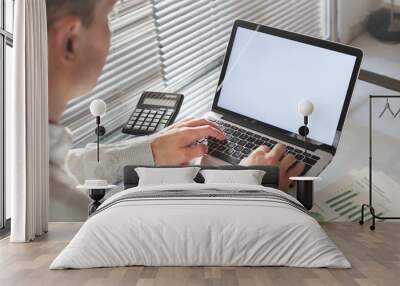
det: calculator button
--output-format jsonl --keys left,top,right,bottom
{"left": 140, "top": 126, "right": 148, "bottom": 131}
{"left": 161, "top": 119, "right": 168, "bottom": 124}
{"left": 144, "top": 118, "right": 152, "bottom": 122}
{"left": 135, "top": 109, "right": 143, "bottom": 113}
{"left": 134, "top": 125, "right": 141, "bottom": 129}
{"left": 166, "top": 110, "right": 173, "bottom": 115}
{"left": 149, "top": 110, "right": 157, "bottom": 114}
{"left": 156, "top": 124, "right": 166, "bottom": 131}
{"left": 148, "top": 126, "right": 156, "bottom": 132}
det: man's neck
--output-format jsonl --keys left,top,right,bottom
{"left": 48, "top": 85, "right": 71, "bottom": 124}
{"left": 48, "top": 101, "right": 67, "bottom": 124}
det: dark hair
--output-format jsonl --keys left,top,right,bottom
{"left": 46, "top": 0, "right": 98, "bottom": 27}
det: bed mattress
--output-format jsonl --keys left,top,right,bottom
{"left": 50, "top": 183, "right": 350, "bottom": 269}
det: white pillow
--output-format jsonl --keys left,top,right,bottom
{"left": 200, "top": 169, "right": 266, "bottom": 185}
{"left": 135, "top": 167, "right": 200, "bottom": 186}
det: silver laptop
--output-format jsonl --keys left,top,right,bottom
{"left": 201, "top": 20, "right": 363, "bottom": 176}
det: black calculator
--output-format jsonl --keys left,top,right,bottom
{"left": 122, "top": 91, "right": 184, "bottom": 135}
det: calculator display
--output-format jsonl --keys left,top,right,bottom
{"left": 143, "top": 96, "right": 177, "bottom": 107}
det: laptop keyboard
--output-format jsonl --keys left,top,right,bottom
{"left": 206, "top": 119, "right": 320, "bottom": 175}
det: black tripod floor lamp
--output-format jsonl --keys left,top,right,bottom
{"left": 359, "top": 95, "right": 400, "bottom": 230}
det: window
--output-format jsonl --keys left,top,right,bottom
{"left": 61, "top": 0, "right": 329, "bottom": 147}
{"left": 1, "top": 0, "right": 14, "bottom": 230}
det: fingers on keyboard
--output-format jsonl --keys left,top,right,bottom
{"left": 207, "top": 120, "right": 320, "bottom": 170}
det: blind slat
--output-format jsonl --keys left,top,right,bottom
{"left": 155, "top": 0, "right": 325, "bottom": 88}
{"left": 61, "top": 0, "right": 162, "bottom": 146}
{"left": 61, "top": 0, "right": 327, "bottom": 147}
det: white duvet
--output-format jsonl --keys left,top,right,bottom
{"left": 50, "top": 183, "right": 350, "bottom": 269}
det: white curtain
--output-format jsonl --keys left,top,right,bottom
{"left": 7, "top": 0, "right": 49, "bottom": 242}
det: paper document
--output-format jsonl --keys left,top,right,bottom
{"left": 312, "top": 167, "right": 400, "bottom": 222}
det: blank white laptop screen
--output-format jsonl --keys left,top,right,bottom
{"left": 217, "top": 27, "right": 357, "bottom": 146}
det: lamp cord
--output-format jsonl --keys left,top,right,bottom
{"left": 304, "top": 116, "right": 308, "bottom": 156}
{"left": 96, "top": 116, "right": 100, "bottom": 163}
{"left": 97, "top": 127, "right": 100, "bottom": 163}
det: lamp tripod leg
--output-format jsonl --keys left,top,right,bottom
{"left": 370, "top": 206, "right": 376, "bottom": 231}
{"left": 359, "top": 204, "right": 366, "bottom": 225}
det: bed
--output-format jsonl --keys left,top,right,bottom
{"left": 50, "top": 166, "right": 350, "bottom": 269}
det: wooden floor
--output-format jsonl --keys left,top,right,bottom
{"left": 0, "top": 222, "right": 399, "bottom": 286}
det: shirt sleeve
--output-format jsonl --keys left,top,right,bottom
{"left": 65, "top": 136, "right": 155, "bottom": 184}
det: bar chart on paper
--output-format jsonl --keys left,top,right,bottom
{"left": 312, "top": 168, "right": 398, "bottom": 222}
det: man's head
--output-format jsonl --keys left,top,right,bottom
{"left": 46, "top": 0, "right": 116, "bottom": 123}
{"left": 46, "top": 0, "right": 98, "bottom": 28}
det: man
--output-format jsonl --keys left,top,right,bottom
{"left": 46, "top": 0, "right": 304, "bottom": 220}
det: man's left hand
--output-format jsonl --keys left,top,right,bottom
{"left": 150, "top": 117, "right": 225, "bottom": 166}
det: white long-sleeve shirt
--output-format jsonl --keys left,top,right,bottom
{"left": 49, "top": 124, "right": 155, "bottom": 221}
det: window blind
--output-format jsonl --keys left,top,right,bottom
{"left": 61, "top": 0, "right": 328, "bottom": 146}
{"left": 154, "top": 0, "right": 327, "bottom": 89}
{"left": 60, "top": 0, "right": 163, "bottom": 147}
{"left": 153, "top": 0, "right": 327, "bottom": 124}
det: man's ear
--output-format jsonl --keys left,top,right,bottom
{"left": 49, "top": 16, "right": 83, "bottom": 63}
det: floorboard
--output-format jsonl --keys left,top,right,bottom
{"left": 0, "top": 222, "right": 399, "bottom": 286}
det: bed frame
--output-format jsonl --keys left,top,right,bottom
{"left": 123, "top": 165, "right": 314, "bottom": 210}
{"left": 123, "top": 165, "right": 316, "bottom": 210}
{"left": 123, "top": 165, "right": 280, "bottom": 189}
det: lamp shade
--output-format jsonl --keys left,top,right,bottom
{"left": 298, "top": 100, "right": 314, "bottom": 116}
{"left": 90, "top": 99, "right": 107, "bottom": 117}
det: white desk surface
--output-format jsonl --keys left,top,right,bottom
{"left": 350, "top": 32, "right": 400, "bottom": 80}
{"left": 316, "top": 32, "right": 400, "bottom": 191}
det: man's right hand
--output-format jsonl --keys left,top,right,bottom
{"left": 150, "top": 117, "right": 225, "bottom": 166}
{"left": 240, "top": 144, "right": 305, "bottom": 191}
